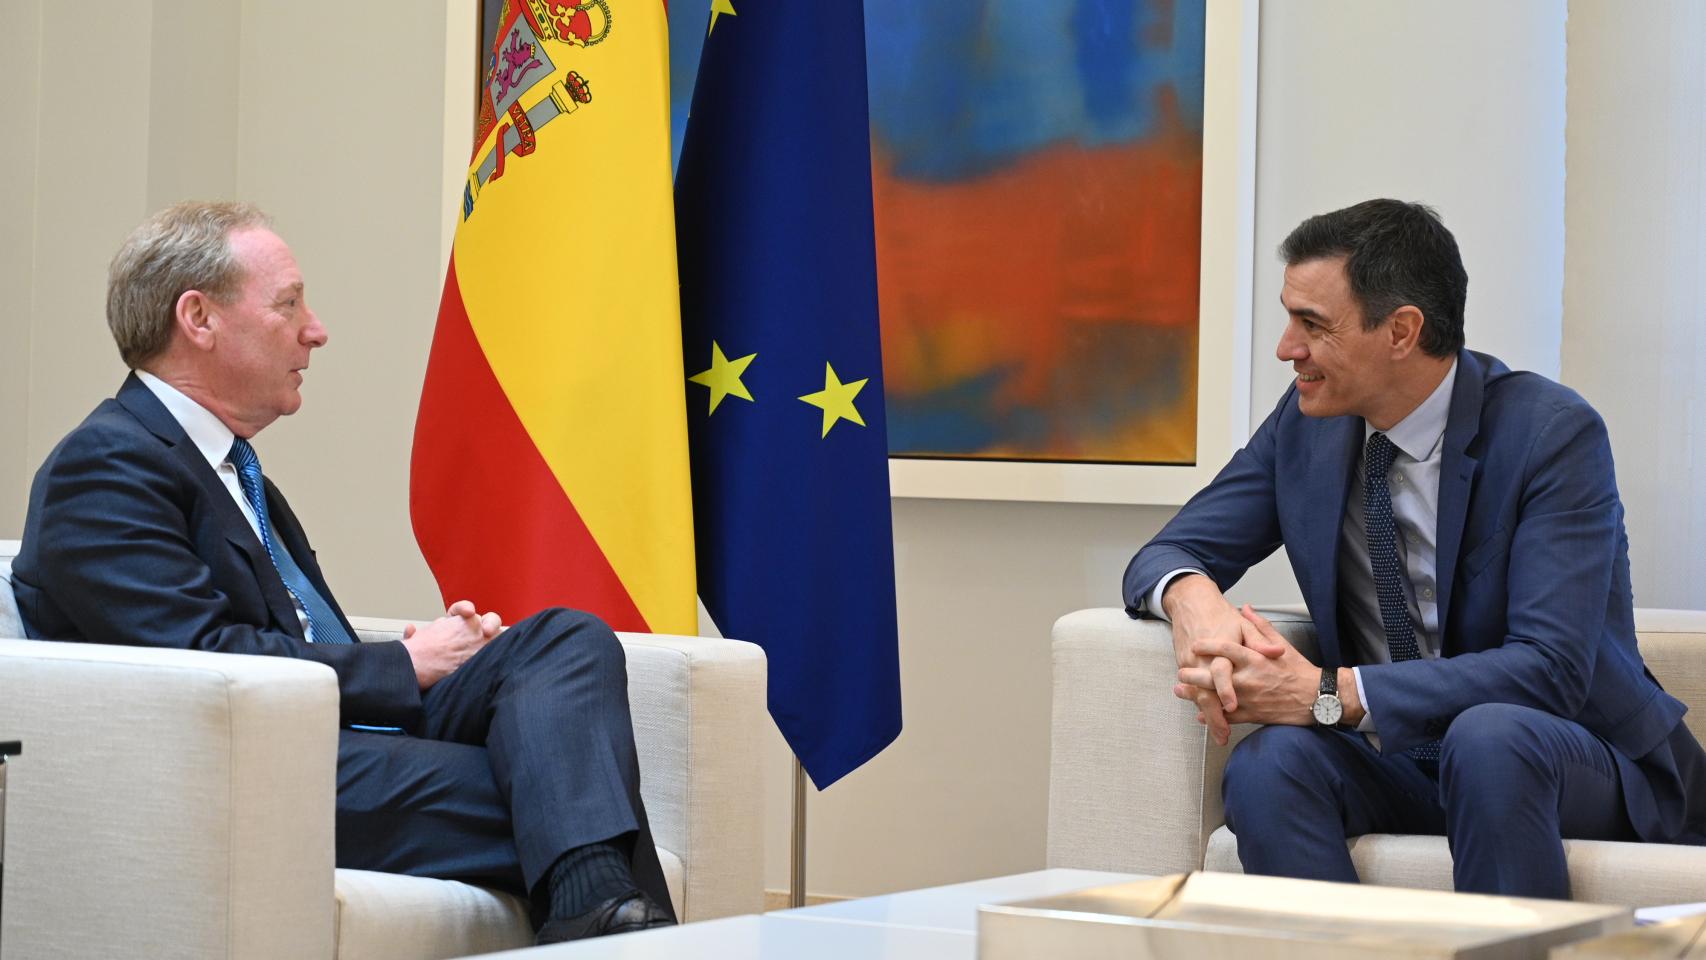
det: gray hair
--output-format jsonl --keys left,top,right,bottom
{"left": 106, "top": 201, "right": 273, "bottom": 368}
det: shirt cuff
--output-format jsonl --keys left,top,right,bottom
{"left": 1352, "top": 666, "right": 1377, "bottom": 732}
{"left": 1148, "top": 568, "right": 1209, "bottom": 622}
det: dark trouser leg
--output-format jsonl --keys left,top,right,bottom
{"left": 336, "top": 608, "right": 671, "bottom": 918}
{"left": 1222, "top": 724, "right": 1444, "bottom": 882}
{"left": 421, "top": 608, "right": 672, "bottom": 918}
{"left": 1439, "top": 703, "right": 1634, "bottom": 898}
{"left": 335, "top": 731, "right": 526, "bottom": 894}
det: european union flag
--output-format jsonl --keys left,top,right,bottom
{"left": 676, "top": 1, "right": 901, "bottom": 788}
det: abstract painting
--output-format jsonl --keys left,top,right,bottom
{"left": 865, "top": 0, "right": 1207, "bottom": 465}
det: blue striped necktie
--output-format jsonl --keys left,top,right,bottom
{"left": 1363, "top": 432, "right": 1439, "bottom": 764}
{"left": 228, "top": 437, "right": 355, "bottom": 645}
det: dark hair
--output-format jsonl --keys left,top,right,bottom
{"left": 1279, "top": 199, "right": 1466, "bottom": 357}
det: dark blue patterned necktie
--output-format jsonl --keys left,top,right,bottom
{"left": 228, "top": 438, "right": 354, "bottom": 645}
{"left": 1363, "top": 432, "right": 1439, "bottom": 763}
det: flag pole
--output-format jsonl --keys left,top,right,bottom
{"left": 789, "top": 754, "right": 807, "bottom": 907}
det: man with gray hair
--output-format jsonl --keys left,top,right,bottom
{"left": 11, "top": 201, "right": 674, "bottom": 943}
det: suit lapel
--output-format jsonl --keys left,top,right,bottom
{"left": 116, "top": 375, "right": 307, "bottom": 638}
{"left": 117, "top": 373, "right": 190, "bottom": 445}
{"left": 1433, "top": 351, "right": 1485, "bottom": 640}
{"left": 1301, "top": 415, "right": 1362, "bottom": 668}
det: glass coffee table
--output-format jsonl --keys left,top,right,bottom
{"left": 468, "top": 869, "right": 1139, "bottom": 959}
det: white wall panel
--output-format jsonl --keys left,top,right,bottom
{"left": 1250, "top": 0, "right": 1567, "bottom": 428}
{"left": 1563, "top": 2, "right": 1706, "bottom": 609}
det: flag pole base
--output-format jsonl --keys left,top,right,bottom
{"left": 789, "top": 755, "right": 807, "bottom": 908}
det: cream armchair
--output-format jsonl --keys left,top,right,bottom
{"left": 1047, "top": 606, "right": 1706, "bottom": 906}
{"left": 0, "top": 540, "right": 766, "bottom": 959}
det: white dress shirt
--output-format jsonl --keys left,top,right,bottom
{"left": 136, "top": 370, "right": 314, "bottom": 640}
{"left": 1148, "top": 361, "right": 1459, "bottom": 734}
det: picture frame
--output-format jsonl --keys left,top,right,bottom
{"left": 886, "top": 0, "right": 1259, "bottom": 506}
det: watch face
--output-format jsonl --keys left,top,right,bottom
{"left": 1312, "top": 695, "right": 1343, "bottom": 726}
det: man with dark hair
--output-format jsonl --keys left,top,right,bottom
{"left": 1125, "top": 198, "right": 1706, "bottom": 897}
{"left": 11, "top": 202, "right": 674, "bottom": 943}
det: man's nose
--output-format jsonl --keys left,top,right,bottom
{"left": 1275, "top": 322, "right": 1305, "bottom": 362}
{"left": 303, "top": 307, "right": 329, "bottom": 347}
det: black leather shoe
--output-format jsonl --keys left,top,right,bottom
{"left": 536, "top": 891, "right": 675, "bottom": 944}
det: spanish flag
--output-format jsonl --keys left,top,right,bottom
{"left": 410, "top": 0, "right": 695, "bottom": 635}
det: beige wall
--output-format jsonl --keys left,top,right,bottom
{"left": 0, "top": 0, "right": 42, "bottom": 537}
{"left": 4, "top": 2, "right": 149, "bottom": 535}
{"left": 228, "top": 0, "right": 466, "bottom": 616}
{"left": 1562, "top": 1, "right": 1706, "bottom": 610}
{"left": 0, "top": 0, "right": 462, "bottom": 612}
{"left": 10, "top": 0, "right": 1701, "bottom": 904}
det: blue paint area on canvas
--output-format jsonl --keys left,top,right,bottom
{"left": 863, "top": 0, "right": 1205, "bottom": 181}
{"left": 669, "top": 0, "right": 712, "bottom": 173}
{"left": 670, "top": 1, "right": 1204, "bottom": 179}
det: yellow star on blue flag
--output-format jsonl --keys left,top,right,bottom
{"left": 708, "top": 0, "right": 736, "bottom": 36}
{"left": 798, "top": 363, "right": 868, "bottom": 437}
{"left": 689, "top": 341, "right": 756, "bottom": 414}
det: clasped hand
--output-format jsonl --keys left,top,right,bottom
{"left": 400, "top": 599, "right": 503, "bottom": 690}
{"left": 1173, "top": 604, "right": 1319, "bottom": 743}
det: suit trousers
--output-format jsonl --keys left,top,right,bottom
{"left": 1221, "top": 702, "right": 1637, "bottom": 898}
{"left": 331, "top": 608, "right": 673, "bottom": 920}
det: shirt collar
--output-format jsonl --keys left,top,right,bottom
{"left": 1364, "top": 359, "right": 1457, "bottom": 462}
{"left": 136, "top": 370, "right": 238, "bottom": 471}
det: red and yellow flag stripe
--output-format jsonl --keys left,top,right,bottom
{"left": 411, "top": 0, "right": 694, "bottom": 634}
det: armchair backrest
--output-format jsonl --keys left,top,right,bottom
{"left": 1634, "top": 610, "right": 1706, "bottom": 743}
{"left": 1, "top": 539, "right": 21, "bottom": 639}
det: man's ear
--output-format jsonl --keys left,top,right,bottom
{"left": 1386, "top": 305, "right": 1426, "bottom": 358}
{"left": 175, "top": 289, "right": 218, "bottom": 351}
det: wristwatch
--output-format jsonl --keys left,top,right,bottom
{"left": 1311, "top": 667, "right": 1344, "bottom": 726}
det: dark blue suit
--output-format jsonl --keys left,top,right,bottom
{"left": 1125, "top": 351, "right": 1706, "bottom": 893}
{"left": 11, "top": 374, "right": 672, "bottom": 917}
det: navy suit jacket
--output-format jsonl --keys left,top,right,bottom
{"left": 12, "top": 374, "right": 421, "bottom": 729}
{"left": 1125, "top": 350, "right": 1706, "bottom": 842}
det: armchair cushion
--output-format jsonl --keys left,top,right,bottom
{"left": 325, "top": 851, "right": 690, "bottom": 960}
{"left": 332, "top": 870, "right": 531, "bottom": 959}
{"left": 1205, "top": 826, "right": 1706, "bottom": 907}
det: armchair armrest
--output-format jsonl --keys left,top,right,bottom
{"left": 617, "top": 633, "right": 766, "bottom": 920}
{"left": 0, "top": 638, "right": 339, "bottom": 960}
{"left": 1045, "top": 607, "right": 1319, "bottom": 876}
{"left": 346, "top": 618, "right": 768, "bottom": 921}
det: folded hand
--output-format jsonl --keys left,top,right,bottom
{"left": 1176, "top": 606, "right": 1317, "bottom": 727}
{"left": 400, "top": 600, "right": 503, "bottom": 689}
